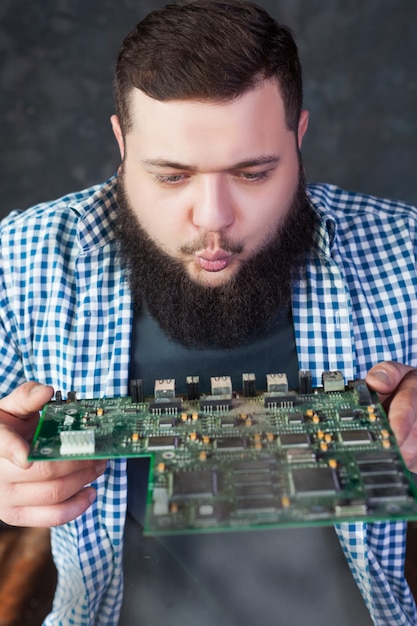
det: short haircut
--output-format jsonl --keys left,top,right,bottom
{"left": 114, "top": 0, "right": 303, "bottom": 134}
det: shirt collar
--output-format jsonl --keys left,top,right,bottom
{"left": 306, "top": 186, "right": 337, "bottom": 258}
{"left": 69, "top": 176, "right": 119, "bottom": 251}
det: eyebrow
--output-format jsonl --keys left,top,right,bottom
{"left": 141, "top": 155, "right": 280, "bottom": 172}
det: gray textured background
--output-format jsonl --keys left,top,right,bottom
{"left": 0, "top": 0, "right": 416, "bottom": 218}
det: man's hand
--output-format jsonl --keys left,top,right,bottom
{"left": 366, "top": 362, "right": 417, "bottom": 473}
{"left": 0, "top": 382, "right": 107, "bottom": 527}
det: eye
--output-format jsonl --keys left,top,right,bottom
{"left": 236, "top": 170, "right": 270, "bottom": 182}
{"left": 154, "top": 173, "right": 188, "bottom": 185}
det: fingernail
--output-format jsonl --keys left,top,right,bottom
{"left": 369, "top": 369, "right": 390, "bottom": 385}
{"left": 89, "top": 489, "right": 97, "bottom": 504}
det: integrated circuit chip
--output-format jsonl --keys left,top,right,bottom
{"left": 292, "top": 467, "right": 339, "bottom": 496}
{"left": 172, "top": 470, "right": 216, "bottom": 499}
{"left": 236, "top": 498, "right": 276, "bottom": 514}
{"left": 147, "top": 435, "right": 178, "bottom": 450}
{"left": 280, "top": 433, "right": 310, "bottom": 447}
{"left": 216, "top": 437, "right": 247, "bottom": 450}
{"left": 339, "top": 430, "right": 372, "bottom": 445}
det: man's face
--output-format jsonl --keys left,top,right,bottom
{"left": 112, "top": 80, "right": 309, "bottom": 289}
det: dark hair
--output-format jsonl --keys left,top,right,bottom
{"left": 114, "top": 0, "right": 302, "bottom": 134}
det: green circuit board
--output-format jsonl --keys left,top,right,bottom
{"left": 29, "top": 371, "right": 417, "bottom": 535}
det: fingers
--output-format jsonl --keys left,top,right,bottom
{"left": 366, "top": 362, "right": 417, "bottom": 470}
{"left": 366, "top": 363, "right": 417, "bottom": 441}
{"left": 1, "top": 458, "right": 107, "bottom": 489}
{"left": 0, "top": 382, "right": 54, "bottom": 450}
{"left": 0, "top": 383, "right": 109, "bottom": 527}
{"left": 0, "top": 460, "right": 108, "bottom": 527}
{"left": 0, "top": 423, "right": 32, "bottom": 469}
{"left": 381, "top": 371, "right": 417, "bottom": 463}
{"left": 0, "top": 381, "right": 54, "bottom": 420}
{"left": 2, "top": 486, "right": 98, "bottom": 528}
{"left": 0, "top": 383, "right": 54, "bottom": 469}
{"left": 366, "top": 361, "right": 415, "bottom": 399}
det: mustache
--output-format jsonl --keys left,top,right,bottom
{"left": 180, "top": 234, "right": 244, "bottom": 255}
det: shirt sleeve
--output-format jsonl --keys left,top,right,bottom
{"left": 336, "top": 521, "right": 417, "bottom": 625}
{"left": 0, "top": 235, "right": 27, "bottom": 398}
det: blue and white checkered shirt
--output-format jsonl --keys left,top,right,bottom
{"left": 1, "top": 176, "right": 416, "bottom": 625}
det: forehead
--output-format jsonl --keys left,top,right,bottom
{"left": 125, "top": 80, "right": 293, "bottom": 164}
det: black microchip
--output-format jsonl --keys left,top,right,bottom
{"left": 366, "top": 485, "right": 410, "bottom": 504}
{"left": 264, "top": 394, "right": 297, "bottom": 409}
{"left": 149, "top": 400, "right": 182, "bottom": 414}
{"left": 340, "top": 430, "right": 372, "bottom": 445}
{"left": 362, "top": 473, "right": 405, "bottom": 487}
{"left": 231, "top": 459, "right": 274, "bottom": 487}
{"left": 234, "top": 471, "right": 273, "bottom": 485}
{"left": 220, "top": 415, "right": 236, "bottom": 427}
{"left": 355, "top": 450, "right": 398, "bottom": 463}
{"left": 235, "top": 484, "right": 274, "bottom": 498}
{"left": 339, "top": 409, "right": 362, "bottom": 422}
{"left": 200, "top": 398, "right": 233, "bottom": 411}
{"left": 158, "top": 415, "right": 175, "bottom": 428}
{"left": 172, "top": 470, "right": 216, "bottom": 499}
{"left": 216, "top": 437, "right": 246, "bottom": 450}
{"left": 287, "top": 412, "right": 304, "bottom": 424}
{"left": 231, "top": 459, "right": 274, "bottom": 472}
{"left": 292, "top": 467, "right": 339, "bottom": 496}
{"left": 236, "top": 497, "right": 276, "bottom": 513}
{"left": 280, "top": 433, "right": 310, "bottom": 447}
{"left": 147, "top": 435, "right": 178, "bottom": 450}
{"left": 359, "top": 462, "right": 401, "bottom": 474}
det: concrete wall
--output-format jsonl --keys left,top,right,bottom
{"left": 0, "top": 0, "right": 416, "bottom": 216}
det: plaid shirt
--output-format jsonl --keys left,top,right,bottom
{"left": 1, "top": 176, "right": 416, "bottom": 625}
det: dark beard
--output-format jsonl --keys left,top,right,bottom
{"left": 116, "top": 168, "right": 316, "bottom": 349}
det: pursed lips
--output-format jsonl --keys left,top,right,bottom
{"left": 194, "top": 249, "right": 233, "bottom": 272}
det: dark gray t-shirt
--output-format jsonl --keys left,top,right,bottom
{"left": 120, "top": 308, "right": 372, "bottom": 626}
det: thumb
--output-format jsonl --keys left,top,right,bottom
{"left": 366, "top": 361, "right": 415, "bottom": 399}
{"left": 0, "top": 382, "right": 54, "bottom": 422}
{"left": 0, "top": 382, "right": 54, "bottom": 469}
{"left": 0, "top": 381, "right": 54, "bottom": 469}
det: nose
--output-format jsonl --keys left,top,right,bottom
{"left": 192, "top": 174, "right": 235, "bottom": 233}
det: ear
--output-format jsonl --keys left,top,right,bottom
{"left": 297, "top": 110, "right": 309, "bottom": 148}
{"left": 111, "top": 114, "right": 125, "bottom": 160}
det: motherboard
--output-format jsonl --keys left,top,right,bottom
{"left": 28, "top": 371, "right": 417, "bottom": 534}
